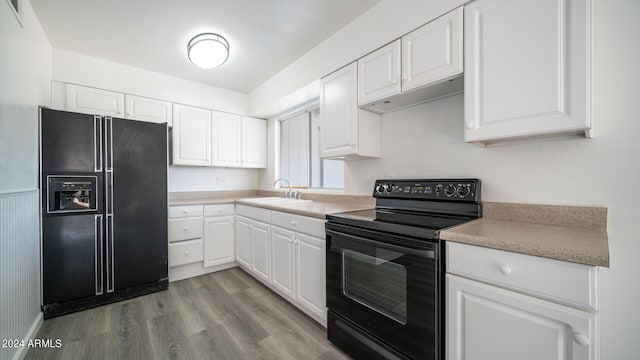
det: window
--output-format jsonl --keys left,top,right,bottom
{"left": 280, "top": 108, "right": 344, "bottom": 189}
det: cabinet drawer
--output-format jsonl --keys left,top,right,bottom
{"left": 236, "top": 204, "right": 270, "bottom": 223}
{"left": 446, "top": 242, "right": 598, "bottom": 310}
{"left": 169, "top": 218, "right": 203, "bottom": 242}
{"left": 169, "top": 239, "right": 204, "bottom": 267}
{"left": 204, "top": 204, "right": 235, "bottom": 217}
{"left": 169, "top": 205, "right": 203, "bottom": 219}
{"left": 271, "top": 211, "right": 326, "bottom": 238}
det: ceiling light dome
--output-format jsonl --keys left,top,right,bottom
{"left": 187, "top": 33, "right": 229, "bottom": 69}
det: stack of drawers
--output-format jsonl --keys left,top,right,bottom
{"left": 168, "top": 205, "right": 204, "bottom": 267}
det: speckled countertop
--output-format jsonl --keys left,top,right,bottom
{"left": 440, "top": 202, "right": 609, "bottom": 267}
{"left": 169, "top": 190, "right": 374, "bottom": 219}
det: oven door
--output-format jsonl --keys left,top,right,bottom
{"left": 326, "top": 222, "right": 440, "bottom": 360}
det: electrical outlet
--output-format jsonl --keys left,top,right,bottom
{"left": 216, "top": 176, "right": 225, "bottom": 185}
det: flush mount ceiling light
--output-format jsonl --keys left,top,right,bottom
{"left": 187, "top": 33, "right": 229, "bottom": 69}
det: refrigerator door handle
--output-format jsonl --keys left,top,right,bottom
{"left": 106, "top": 214, "right": 114, "bottom": 293}
{"left": 106, "top": 172, "right": 114, "bottom": 215}
{"left": 95, "top": 214, "right": 103, "bottom": 295}
{"left": 94, "top": 115, "right": 103, "bottom": 172}
{"left": 104, "top": 116, "right": 113, "bottom": 171}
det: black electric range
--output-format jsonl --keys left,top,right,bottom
{"left": 325, "top": 179, "right": 481, "bottom": 360}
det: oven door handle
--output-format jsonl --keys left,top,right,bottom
{"left": 327, "top": 229, "right": 435, "bottom": 259}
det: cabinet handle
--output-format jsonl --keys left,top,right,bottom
{"left": 183, "top": 210, "right": 189, "bottom": 215}
{"left": 499, "top": 265, "right": 512, "bottom": 276}
{"left": 465, "top": 122, "right": 473, "bottom": 130}
{"left": 218, "top": 209, "right": 223, "bottom": 213}
{"left": 391, "top": 79, "right": 398, "bottom": 85}
{"left": 573, "top": 333, "right": 590, "bottom": 346}
{"left": 290, "top": 221, "right": 297, "bottom": 226}
{"left": 184, "top": 250, "right": 190, "bottom": 256}
{"left": 401, "top": 75, "right": 408, "bottom": 81}
{"left": 183, "top": 227, "right": 189, "bottom": 231}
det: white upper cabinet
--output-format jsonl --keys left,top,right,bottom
{"left": 402, "top": 7, "right": 463, "bottom": 92}
{"left": 320, "top": 62, "right": 380, "bottom": 159}
{"left": 124, "top": 94, "right": 173, "bottom": 126}
{"left": 65, "top": 84, "right": 124, "bottom": 117}
{"left": 241, "top": 116, "right": 267, "bottom": 168}
{"left": 357, "top": 7, "right": 464, "bottom": 114}
{"left": 171, "top": 104, "right": 212, "bottom": 166}
{"left": 211, "top": 110, "right": 242, "bottom": 167}
{"left": 464, "top": 0, "right": 592, "bottom": 143}
{"left": 358, "top": 40, "right": 402, "bottom": 106}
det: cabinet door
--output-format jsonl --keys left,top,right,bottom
{"left": 447, "top": 274, "right": 596, "bottom": 360}
{"left": 125, "top": 94, "right": 173, "bottom": 126}
{"left": 241, "top": 116, "right": 267, "bottom": 168}
{"left": 464, "top": 0, "right": 591, "bottom": 142}
{"left": 212, "top": 111, "right": 242, "bottom": 167}
{"left": 296, "top": 233, "right": 326, "bottom": 322}
{"left": 320, "top": 62, "right": 358, "bottom": 158}
{"left": 402, "top": 7, "right": 463, "bottom": 92}
{"left": 270, "top": 226, "right": 296, "bottom": 300}
{"left": 204, "top": 216, "right": 235, "bottom": 268}
{"left": 250, "top": 220, "right": 271, "bottom": 282}
{"left": 65, "top": 84, "right": 124, "bottom": 117}
{"left": 172, "top": 104, "right": 211, "bottom": 166}
{"left": 235, "top": 216, "right": 252, "bottom": 268}
{"left": 358, "top": 40, "right": 401, "bottom": 106}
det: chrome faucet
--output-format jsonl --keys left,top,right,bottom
{"left": 273, "top": 178, "right": 292, "bottom": 198}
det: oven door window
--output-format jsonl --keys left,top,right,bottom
{"left": 342, "top": 249, "right": 407, "bottom": 324}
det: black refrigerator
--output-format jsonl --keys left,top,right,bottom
{"left": 40, "top": 108, "right": 168, "bottom": 319}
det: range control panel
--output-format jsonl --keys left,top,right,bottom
{"left": 373, "top": 179, "right": 480, "bottom": 202}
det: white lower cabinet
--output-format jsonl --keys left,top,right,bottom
{"left": 235, "top": 216, "right": 252, "bottom": 268}
{"left": 270, "top": 226, "right": 296, "bottom": 301}
{"left": 447, "top": 275, "right": 596, "bottom": 360}
{"left": 269, "top": 226, "right": 327, "bottom": 323}
{"left": 236, "top": 205, "right": 327, "bottom": 325}
{"left": 447, "top": 242, "right": 599, "bottom": 360}
{"left": 169, "top": 204, "right": 236, "bottom": 281}
{"left": 250, "top": 220, "right": 271, "bottom": 282}
{"left": 234, "top": 211, "right": 271, "bottom": 283}
{"left": 203, "top": 215, "right": 235, "bottom": 268}
{"left": 295, "top": 232, "right": 326, "bottom": 322}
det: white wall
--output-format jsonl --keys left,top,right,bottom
{"left": 52, "top": 48, "right": 248, "bottom": 114}
{"left": 51, "top": 48, "right": 259, "bottom": 192}
{"left": 248, "top": 0, "right": 466, "bottom": 116}
{"left": 345, "top": 0, "right": 640, "bottom": 355}
{"left": 169, "top": 166, "right": 257, "bottom": 192}
{"left": 0, "top": 1, "right": 51, "bottom": 359}
{"left": 0, "top": 0, "right": 51, "bottom": 192}
{"left": 254, "top": 0, "right": 640, "bottom": 357}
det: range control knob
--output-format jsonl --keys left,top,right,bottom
{"left": 458, "top": 186, "right": 471, "bottom": 198}
{"left": 444, "top": 184, "right": 457, "bottom": 197}
{"left": 375, "top": 184, "right": 385, "bottom": 194}
{"left": 382, "top": 184, "right": 391, "bottom": 194}
{"left": 435, "top": 184, "right": 443, "bottom": 196}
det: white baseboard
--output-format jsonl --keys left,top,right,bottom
{"left": 169, "top": 262, "right": 237, "bottom": 282}
{"left": 12, "top": 312, "right": 44, "bottom": 360}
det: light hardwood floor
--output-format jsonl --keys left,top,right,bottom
{"left": 26, "top": 267, "right": 350, "bottom": 360}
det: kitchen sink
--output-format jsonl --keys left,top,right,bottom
{"left": 242, "top": 197, "right": 312, "bottom": 205}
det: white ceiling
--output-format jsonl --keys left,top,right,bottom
{"left": 30, "top": 0, "right": 381, "bottom": 94}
